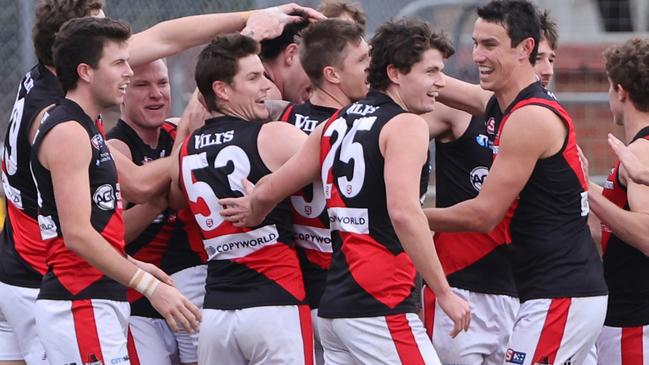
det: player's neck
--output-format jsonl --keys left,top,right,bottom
{"left": 262, "top": 61, "right": 284, "bottom": 97}
{"left": 66, "top": 88, "right": 101, "bottom": 122}
{"left": 122, "top": 117, "right": 160, "bottom": 149}
{"left": 495, "top": 67, "right": 537, "bottom": 111}
{"left": 310, "top": 86, "right": 350, "bottom": 109}
{"left": 622, "top": 107, "right": 649, "bottom": 144}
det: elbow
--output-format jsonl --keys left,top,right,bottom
{"left": 468, "top": 202, "right": 500, "bottom": 233}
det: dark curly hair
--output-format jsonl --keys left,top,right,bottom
{"left": 477, "top": 0, "right": 540, "bottom": 64}
{"left": 367, "top": 19, "right": 454, "bottom": 91}
{"left": 604, "top": 38, "right": 649, "bottom": 112}
{"left": 300, "top": 19, "right": 364, "bottom": 87}
{"left": 195, "top": 33, "right": 260, "bottom": 112}
{"left": 53, "top": 16, "right": 130, "bottom": 92}
{"left": 33, "top": 0, "right": 105, "bottom": 67}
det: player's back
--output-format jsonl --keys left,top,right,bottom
{"left": 179, "top": 115, "right": 305, "bottom": 310}
{"left": 318, "top": 91, "right": 431, "bottom": 318}
{"left": 0, "top": 64, "right": 64, "bottom": 286}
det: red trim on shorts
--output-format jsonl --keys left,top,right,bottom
{"left": 72, "top": 299, "right": 105, "bottom": 364}
{"left": 422, "top": 286, "right": 435, "bottom": 339}
{"left": 531, "top": 298, "right": 571, "bottom": 364}
{"left": 386, "top": 314, "right": 426, "bottom": 365}
{"left": 127, "top": 327, "right": 141, "bottom": 365}
{"left": 621, "top": 327, "right": 644, "bottom": 365}
{"left": 298, "top": 305, "right": 315, "bottom": 365}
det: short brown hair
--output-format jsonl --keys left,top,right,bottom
{"left": 318, "top": 0, "right": 366, "bottom": 32}
{"left": 300, "top": 19, "right": 364, "bottom": 87}
{"left": 195, "top": 34, "right": 260, "bottom": 112}
{"left": 33, "top": 0, "right": 105, "bottom": 66}
{"left": 604, "top": 38, "right": 649, "bottom": 112}
{"left": 538, "top": 9, "right": 558, "bottom": 50}
{"left": 368, "top": 19, "right": 454, "bottom": 91}
{"left": 53, "top": 17, "right": 130, "bottom": 92}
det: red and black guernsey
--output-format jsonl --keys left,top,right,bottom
{"left": 179, "top": 115, "right": 305, "bottom": 310}
{"left": 491, "top": 81, "right": 607, "bottom": 302}
{"left": 317, "top": 91, "right": 430, "bottom": 318}
{"left": 600, "top": 126, "right": 649, "bottom": 327}
{"left": 280, "top": 101, "right": 337, "bottom": 309}
{"left": 434, "top": 115, "right": 516, "bottom": 296}
{"left": 0, "top": 64, "right": 64, "bottom": 288}
{"left": 30, "top": 99, "right": 126, "bottom": 301}
{"left": 107, "top": 120, "right": 206, "bottom": 318}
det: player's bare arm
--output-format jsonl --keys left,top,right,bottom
{"left": 128, "top": 3, "right": 323, "bottom": 67}
{"left": 220, "top": 122, "right": 323, "bottom": 227}
{"left": 257, "top": 121, "right": 307, "bottom": 171}
{"left": 589, "top": 139, "right": 649, "bottom": 255}
{"left": 437, "top": 74, "right": 492, "bottom": 118}
{"left": 40, "top": 121, "right": 200, "bottom": 333}
{"left": 425, "top": 105, "right": 567, "bottom": 232}
{"left": 420, "top": 101, "right": 472, "bottom": 141}
{"left": 381, "top": 113, "right": 471, "bottom": 337}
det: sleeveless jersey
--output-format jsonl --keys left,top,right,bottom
{"left": 107, "top": 120, "right": 206, "bottom": 318}
{"left": 434, "top": 115, "right": 516, "bottom": 296}
{"left": 179, "top": 115, "right": 305, "bottom": 310}
{"left": 317, "top": 91, "right": 431, "bottom": 318}
{"left": 601, "top": 126, "right": 649, "bottom": 327}
{"left": 490, "top": 81, "right": 607, "bottom": 301}
{"left": 0, "top": 64, "right": 63, "bottom": 287}
{"left": 280, "top": 101, "right": 337, "bottom": 308}
{"left": 31, "top": 99, "right": 126, "bottom": 301}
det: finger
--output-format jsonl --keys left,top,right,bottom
{"left": 178, "top": 302, "right": 200, "bottom": 332}
{"left": 242, "top": 178, "right": 254, "bottom": 194}
{"left": 186, "top": 299, "right": 202, "bottom": 322}
{"left": 449, "top": 319, "right": 461, "bottom": 338}
{"left": 464, "top": 311, "right": 471, "bottom": 331}
{"left": 281, "top": 15, "right": 304, "bottom": 24}
{"left": 303, "top": 9, "right": 327, "bottom": 20}
{"left": 173, "top": 307, "right": 193, "bottom": 333}
{"left": 165, "top": 312, "right": 179, "bottom": 332}
{"left": 218, "top": 197, "right": 238, "bottom": 206}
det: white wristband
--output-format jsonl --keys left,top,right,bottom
{"left": 129, "top": 268, "right": 160, "bottom": 297}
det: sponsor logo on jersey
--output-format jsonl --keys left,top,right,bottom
{"left": 475, "top": 134, "right": 489, "bottom": 148}
{"left": 470, "top": 166, "right": 489, "bottom": 191}
{"left": 93, "top": 184, "right": 115, "bottom": 210}
{"left": 194, "top": 130, "right": 234, "bottom": 149}
{"left": 347, "top": 103, "right": 379, "bottom": 116}
{"left": 504, "top": 349, "right": 526, "bottom": 364}
{"left": 38, "top": 214, "right": 58, "bottom": 240}
{"left": 486, "top": 117, "right": 496, "bottom": 134}
{"left": 91, "top": 134, "right": 104, "bottom": 150}
{"left": 294, "top": 113, "right": 319, "bottom": 133}
{"left": 328, "top": 207, "right": 369, "bottom": 234}
{"left": 203, "top": 224, "right": 280, "bottom": 260}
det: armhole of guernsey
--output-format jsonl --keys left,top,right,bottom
{"left": 279, "top": 104, "right": 295, "bottom": 123}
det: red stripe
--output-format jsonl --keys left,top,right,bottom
{"left": 531, "top": 298, "right": 571, "bottom": 364}
{"left": 386, "top": 314, "right": 426, "bottom": 365}
{"left": 72, "top": 299, "right": 105, "bottom": 364}
{"left": 127, "top": 327, "right": 141, "bottom": 365}
{"left": 422, "top": 286, "right": 435, "bottom": 339}
{"left": 298, "top": 305, "right": 315, "bottom": 365}
{"left": 621, "top": 327, "right": 643, "bottom": 365}
{"left": 280, "top": 104, "right": 295, "bottom": 122}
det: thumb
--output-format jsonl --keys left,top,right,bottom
{"left": 242, "top": 178, "right": 254, "bottom": 195}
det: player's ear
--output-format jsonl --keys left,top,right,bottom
{"left": 284, "top": 43, "right": 300, "bottom": 67}
{"left": 77, "top": 63, "right": 93, "bottom": 84}
{"left": 386, "top": 64, "right": 401, "bottom": 85}
{"left": 323, "top": 65, "right": 341, "bottom": 85}
{"left": 212, "top": 80, "right": 230, "bottom": 102}
{"left": 519, "top": 37, "right": 535, "bottom": 62}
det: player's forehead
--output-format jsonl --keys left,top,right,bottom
{"left": 236, "top": 54, "right": 264, "bottom": 77}
{"left": 412, "top": 48, "right": 444, "bottom": 71}
{"left": 100, "top": 40, "right": 129, "bottom": 62}
{"left": 132, "top": 60, "right": 168, "bottom": 81}
{"left": 472, "top": 18, "right": 509, "bottom": 43}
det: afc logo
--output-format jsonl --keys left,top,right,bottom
{"left": 470, "top": 166, "right": 489, "bottom": 191}
{"left": 91, "top": 134, "right": 104, "bottom": 150}
{"left": 93, "top": 184, "right": 115, "bottom": 211}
